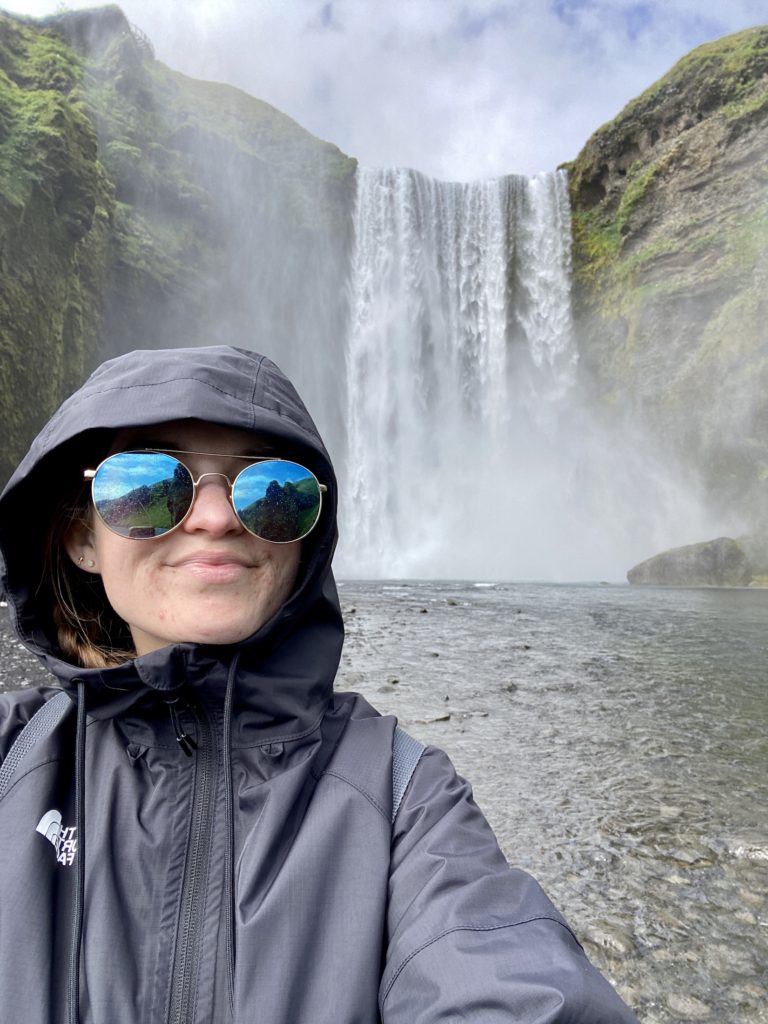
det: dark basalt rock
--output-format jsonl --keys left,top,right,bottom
{"left": 627, "top": 536, "right": 752, "bottom": 586}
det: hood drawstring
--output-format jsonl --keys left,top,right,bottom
{"left": 166, "top": 696, "right": 197, "bottom": 756}
{"left": 69, "top": 680, "right": 87, "bottom": 1024}
{"left": 223, "top": 651, "right": 240, "bottom": 1013}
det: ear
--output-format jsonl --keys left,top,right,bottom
{"left": 63, "top": 517, "right": 101, "bottom": 575}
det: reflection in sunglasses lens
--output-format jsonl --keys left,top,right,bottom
{"left": 93, "top": 453, "right": 193, "bottom": 538}
{"left": 232, "top": 461, "right": 321, "bottom": 542}
{"left": 92, "top": 454, "right": 322, "bottom": 542}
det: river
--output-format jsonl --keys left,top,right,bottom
{"left": 2, "top": 582, "right": 766, "bottom": 1022}
{"left": 336, "top": 581, "right": 768, "bottom": 1024}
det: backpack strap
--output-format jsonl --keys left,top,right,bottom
{"left": 391, "top": 725, "right": 425, "bottom": 823}
{"left": 0, "top": 690, "right": 71, "bottom": 801}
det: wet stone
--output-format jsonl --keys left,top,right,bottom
{"left": 739, "top": 887, "right": 767, "bottom": 909}
{"left": 734, "top": 909, "right": 757, "bottom": 926}
{"left": 666, "top": 993, "right": 711, "bottom": 1019}
{"left": 668, "top": 846, "right": 713, "bottom": 866}
{"left": 663, "top": 872, "right": 692, "bottom": 886}
{"left": 582, "top": 921, "right": 636, "bottom": 957}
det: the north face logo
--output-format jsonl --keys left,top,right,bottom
{"left": 36, "top": 809, "right": 77, "bottom": 866}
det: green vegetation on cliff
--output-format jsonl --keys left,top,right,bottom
{"left": 566, "top": 25, "right": 768, "bottom": 529}
{"left": 0, "top": 6, "right": 356, "bottom": 487}
{"left": 568, "top": 25, "right": 768, "bottom": 300}
{"left": 0, "top": 10, "right": 112, "bottom": 484}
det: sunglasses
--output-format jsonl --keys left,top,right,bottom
{"left": 84, "top": 449, "right": 326, "bottom": 543}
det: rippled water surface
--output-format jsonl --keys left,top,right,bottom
{"left": 336, "top": 582, "right": 768, "bottom": 1023}
{"left": 2, "top": 583, "right": 766, "bottom": 1022}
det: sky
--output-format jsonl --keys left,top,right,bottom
{"left": 3, "top": 0, "right": 768, "bottom": 180}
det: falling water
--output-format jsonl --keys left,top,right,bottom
{"left": 337, "top": 167, "right": 578, "bottom": 579}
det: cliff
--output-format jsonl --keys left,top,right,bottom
{"left": 0, "top": 6, "right": 356, "bottom": 485}
{"left": 568, "top": 26, "right": 768, "bottom": 541}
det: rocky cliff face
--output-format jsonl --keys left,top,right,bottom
{"left": 568, "top": 27, "right": 768, "bottom": 543}
{"left": 0, "top": 6, "right": 355, "bottom": 486}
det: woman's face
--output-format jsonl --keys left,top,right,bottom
{"left": 65, "top": 420, "right": 303, "bottom": 657}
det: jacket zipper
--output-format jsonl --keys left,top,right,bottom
{"left": 167, "top": 702, "right": 216, "bottom": 1024}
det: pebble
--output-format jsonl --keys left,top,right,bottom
{"left": 582, "top": 921, "right": 635, "bottom": 957}
{"left": 739, "top": 887, "right": 767, "bottom": 909}
{"left": 658, "top": 804, "right": 683, "bottom": 820}
{"left": 734, "top": 909, "right": 757, "bottom": 926}
{"left": 669, "top": 846, "right": 712, "bottom": 866}
{"left": 663, "top": 872, "right": 692, "bottom": 886}
{"left": 666, "top": 993, "right": 711, "bottom": 1019}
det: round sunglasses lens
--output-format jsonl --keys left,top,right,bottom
{"left": 232, "top": 461, "right": 321, "bottom": 542}
{"left": 92, "top": 453, "right": 193, "bottom": 538}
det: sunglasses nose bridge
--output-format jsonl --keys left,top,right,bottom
{"left": 189, "top": 470, "right": 237, "bottom": 512}
{"left": 192, "top": 470, "right": 233, "bottom": 489}
{"left": 182, "top": 470, "right": 243, "bottom": 534}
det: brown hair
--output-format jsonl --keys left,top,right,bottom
{"left": 42, "top": 471, "right": 136, "bottom": 669}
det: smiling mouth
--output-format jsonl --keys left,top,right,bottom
{"left": 170, "top": 553, "right": 256, "bottom": 581}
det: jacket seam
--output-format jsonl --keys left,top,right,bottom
{"left": 0, "top": 755, "right": 61, "bottom": 804}
{"left": 76, "top": 378, "right": 244, "bottom": 401}
{"left": 381, "top": 916, "right": 582, "bottom": 1005}
{"left": 234, "top": 708, "right": 327, "bottom": 748}
{"left": 247, "top": 354, "right": 265, "bottom": 429}
{"left": 314, "top": 768, "right": 390, "bottom": 823}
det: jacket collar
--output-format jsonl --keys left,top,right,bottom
{"left": 38, "top": 574, "right": 343, "bottom": 743}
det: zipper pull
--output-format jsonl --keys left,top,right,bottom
{"left": 166, "top": 697, "right": 197, "bottom": 756}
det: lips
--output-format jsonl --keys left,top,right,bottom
{"left": 172, "top": 552, "right": 252, "bottom": 569}
{"left": 170, "top": 551, "right": 255, "bottom": 582}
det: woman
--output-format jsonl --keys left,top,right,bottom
{"left": 0, "top": 346, "right": 638, "bottom": 1023}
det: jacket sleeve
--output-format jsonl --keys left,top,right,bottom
{"left": 380, "top": 746, "right": 639, "bottom": 1023}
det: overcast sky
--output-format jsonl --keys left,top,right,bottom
{"left": 4, "top": 0, "right": 768, "bottom": 179}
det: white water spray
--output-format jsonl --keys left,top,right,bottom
{"left": 338, "top": 167, "right": 578, "bottom": 578}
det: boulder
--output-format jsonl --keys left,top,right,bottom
{"left": 627, "top": 536, "right": 752, "bottom": 586}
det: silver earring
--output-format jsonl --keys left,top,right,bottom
{"left": 77, "top": 556, "right": 84, "bottom": 565}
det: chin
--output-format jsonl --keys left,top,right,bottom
{"left": 188, "top": 618, "right": 267, "bottom": 646}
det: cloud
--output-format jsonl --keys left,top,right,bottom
{"left": 2, "top": 0, "right": 766, "bottom": 178}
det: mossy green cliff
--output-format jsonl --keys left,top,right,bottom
{"left": 567, "top": 26, "right": 768, "bottom": 535}
{"left": 0, "top": 6, "right": 355, "bottom": 486}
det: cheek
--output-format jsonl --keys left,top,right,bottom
{"left": 271, "top": 545, "right": 302, "bottom": 600}
{"left": 92, "top": 533, "right": 160, "bottom": 615}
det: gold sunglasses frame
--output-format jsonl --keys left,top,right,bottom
{"left": 84, "top": 448, "right": 326, "bottom": 544}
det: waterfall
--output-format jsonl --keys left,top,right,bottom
{"left": 336, "top": 167, "right": 578, "bottom": 579}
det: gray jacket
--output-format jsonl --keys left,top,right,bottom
{"left": 0, "top": 347, "right": 638, "bottom": 1023}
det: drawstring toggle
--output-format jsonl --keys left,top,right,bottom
{"left": 166, "top": 697, "right": 197, "bottom": 756}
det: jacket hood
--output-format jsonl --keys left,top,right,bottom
{"left": 0, "top": 346, "right": 343, "bottom": 731}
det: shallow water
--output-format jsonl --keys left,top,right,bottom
{"left": 336, "top": 581, "right": 768, "bottom": 1023}
{"left": 2, "top": 583, "right": 766, "bottom": 1022}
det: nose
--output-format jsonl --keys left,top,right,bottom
{"left": 181, "top": 474, "right": 243, "bottom": 537}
